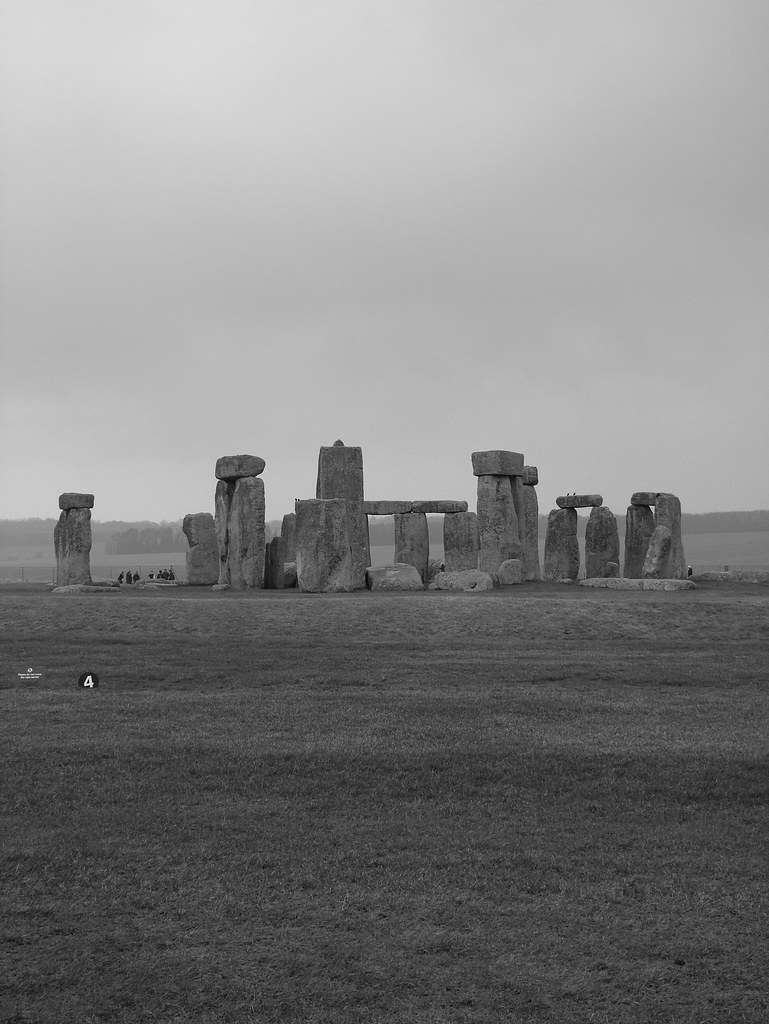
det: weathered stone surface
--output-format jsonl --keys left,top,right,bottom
{"left": 443, "top": 511, "right": 479, "bottom": 572}
{"left": 496, "top": 559, "right": 523, "bottom": 586}
{"left": 471, "top": 450, "right": 524, "bottom": 477}
{"left": 54, "top": 507, "right": 92, "bottom": 586}
{"left": 426, "top": 557, "right": 446, "bottom": 583}
{"left": 411, "top": 500, "right": 469, "bottom": 514}
{"left": 511, "top": 475, "right": 526, "bottom": 569}
{"left": 264, "top": 536, "right": 285, "bottom": 589}
{"left": 226, "top": 476, "right": 266, "bottom": 589}
{"left": 283, "top": 561, "right": 298, "bottom": 588}
{"left": 363, "top": 500, "right": 413, "bottom": 515}
{"left": 543, "top": 508, "right": 579, "bottom": 581}
{"left": 393, "top": 512, "right": 430, "bottom": 583}
{"left": 215, "top": 455, "right": 266, "bottom": 480}
{"left": 365, "top": 563, "right": 424, "bottom": 591}
{"left": 295, "top": 498, "right": 354, "bottom": 593}
{"left": 623, "top": 504, "right": 655, "bottom": 578}
{"left": 429, "top": 569, "right": 494, "bottom": 592}
{"left": 214, "top": 480, "right": 232, "bottom": 586}
{"left": 52, "top": 584, "right": 120, "bottom": 594}
{"left": 631, "top": 491, "right": 659, "bottom": 506}
{"left": 58, "top": 492, "right": 94, "bottom": 510}
{"left": 522, "top": 484, "right": 541, "bottom": 581}
{"left": 556, "top": 494, "right": 603, "bottom": 509}
{"left": 641, "top": 525, "right": 672, "bottom": 579}
{"left": 281, "top": 513, "right": 296, "bottom": 563}
{"left": 316, "top": 444, "right": 369, "bottom": 589}
{"left": 182, "top": 512, "right": 219, "bottom": 586}
{"left": 643, "top": 495, "right": 684, "bottom": 585}
{"left": 585, "top": 506, "right": 620, "bottom": 579}
{"left": 476, "top": 475, "right": 522, "bottom": 574}
{"left": 692, "top": 570, "right": 769, "bottom": 584}
{"left": 522, "top": 466, "right": 539, "bottom": 486}
{"left": 579, "top": 578, "right": 696, "bottom": 591}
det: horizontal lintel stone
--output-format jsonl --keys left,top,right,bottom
{"left": 363, "top": 501, "right": 413, "bottom": 515}
{"left": 215, "top": 454, "right": 266, "bottom": 480}
{"left": 471, "top": 450, "right": 524, "bottom": 477}
{"left": 630, "top": 491, "right": 660, "bottom": 506}
{"left": 555, "top": 494, "right": 603, "bottom": 509}
{"left": 522, "top": 466, "right": 539, "bottom": 486}
{"left": 59, "top": 492, "right": 94, "bottom": 510}
{"left": 411, "top": 500, "right": 468, "bottom": 514}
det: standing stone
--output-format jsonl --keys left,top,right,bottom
{"left": 585, "top": 506, "right": 620, "bottom": 579}
{"left": 281, "top": 513, "right": 296, "bottom": 563}
{"left": 543, "top": 508, "right": 579, "bottom": 581}
{"left": 316, "top": 442, "right": 369, "bottom": 588}
{"left": 522, "top": 483, "right": 541, "bottom": 581}
{"left": 182, "top": 512, "right": 219, "bottom": 586}
{"left": 393, "top": 512, "right": 429, "bottom": 583}
{"left": 227, "top": 476, "right": 266, "bottom": 589}
{"left": 54, "top": 497, "right": 93, "bottom": 586}
{"left": 443, "top": 511, "right": 479, "bottom": 572}
{"left": 264, "top": 536, "right": 285, "bottom": 590}
{"left": 643, "top": 492, "right": 686, "bottom": 579}
{"left": 624, "top": 504, "right": 655, "bottom": 578}
{"left": 476, "top": 475, "right": 522, "bottom": 574}
{"left": 214, "top": 479, "right": 233, "bottom": 586}
{"left": 295, "top": 498, "right": 354, "bottom": 593}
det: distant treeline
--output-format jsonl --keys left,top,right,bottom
{"left": 106, "top": 525, "right": 187, "bottom": 555}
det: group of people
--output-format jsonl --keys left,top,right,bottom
{"left": 117, "top": 568, "right": 177, "bottom": 584}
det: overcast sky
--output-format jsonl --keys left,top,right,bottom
{"left": 2, "top": 1, "right": 768, "bottom": 524}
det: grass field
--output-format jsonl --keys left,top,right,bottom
{"left": 1, "top": 583, "right": 768, "bottom": 1023}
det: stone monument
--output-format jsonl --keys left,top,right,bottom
{"left": 214, "top": 455, "right": 266, "bottom": 589}
{"left": 54, "top": 493, "right": 94, "bottom": 586}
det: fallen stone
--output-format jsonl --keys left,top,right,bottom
{"left": 393, "top": 512, "right": 430, "bottom": 583}
{"left": 58, "top": 492, "right": 94, "bottom": 510}
{"left": 579, "top": 578, "right": 697, "bottom": 591}
{"left": 52, "top": 584, "right": 120, "bottom": 594}
{"left": 496, "top": 559, "right": 523, "bottom": 585}
{"left": 215, "top": 455, "right": 266, "bottom": 480}
{"left": 624, "top": 504, "right": 655, "bottom": 578}
{"left": 410, "top": 500, "right": 469, "bottom": 514}
{"left": 585, "top": 506, "right": 620, "bottom": 579}
{"left": 471, "top": 450, "right": 524, "bottom": 477}
{"left": 522, "top": 465, "right": 539, "bottom": 486}
{"left": 211, "top": 583, "right": 230, "bottom": 592}
{"left": 477, "top": 474, "right": 522, "bottom": 573}
{"left": 556, "top": 494, "right": 603, "bottom": 508}
{"left": 429, "top": 570, "right": 494, "bottom": 592}
{"left": 443, "top": 511, "right": 479, "bottom": 572}
{"left": 365, "top": 563, "right": 424, "bottom": 591}
{"left": 227, "top": 476, "right": 266, "bottom": 589}
{"left": 426, "top": 557, "right": 446, "bottom": 583}
{"left": 522, "top": 484, "right": 541, "bottom": 581}
{"left": 316, "top": 443, "right": 369, "bottom": 589}
{"left": 363, "top": 500, "right": 413, "bottom": 515}
{"left": 295, "top": 498, "right": 354, "bottom": 593}
{"left": 182, "top": 512, "right": 219, "bottom": 586}
{"left": 691, "top": 570, "right": 769, "bottom": 585}
{"left": 543, "top": 507, "right": 579, "bottom": 581}
{"left": 631, "top": 491, "right": 659, "bottom": 506}
{"left": 54, "top": 507, "right": 92, "bottom": 586}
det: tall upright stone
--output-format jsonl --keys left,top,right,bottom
{"left": 264, "top": 536, "right": 285, "bottom": 590}
{"left": 522, "top": 466, "right": 540, "bottom": 581}
{"left": 443, "top": 511, "right": 479, "bottom": 572}
{"left": 543, "top": 508, "right": 579, "bottom": 581}
{"left": 642, "top": 492, "right": 686, "bottom": 579}
{"left": 584, "top": 506, "right": 620, "bottom": 579}
{"left": 393, "top": 512, "right": 429, "bottom": 583}
{"left": 281, "top": 512, "right": 297, "bottom": 563}
{"left": 624, "top": 504, "right": 655, "bottom": 578}
{"left": 214, "top": 454, "right": 266, "bottom": 589}
{"left": 476, "top": 474, "right": 522, "bottom": 574}
{"left": 295, "top": 498, "right": 354, "bottom": 593}
{"left": 182, "top": 512, "right": 219, "bottom": 585}
{"left": 316, "top": 441, "right": 369, "bottom": 589}
{"left": 54, "top": 493, "right": 94, "bottom": 586}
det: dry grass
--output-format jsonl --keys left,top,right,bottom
{"left": 1, "top": 583, "right": 768, "bottom": 1023}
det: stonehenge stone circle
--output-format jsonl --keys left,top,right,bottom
{"left": 585, "top": 506, "right": 620, "bottom": 579}
{"left": 295, "top": 498, "right": 354, "bottom": 593}
{"left": 623, "top": 503, "right": 655, "bottom": 578}
{"left": 543, "top": 507, "right": 579, "bottom": 581}
{"left": 393, "top": 511, "right": 430, "bottom": 583}
{"left": 214, "top": 456, "right": 266, "bottom": 589}
{"left": 54, "top": 493, "right": 94, "bottom": 586}
{"left": 182, "top": 512, "right": 219, "bottom": 585}
{"left": 443, "top": 510, "right": 479, "bottom": 572}
{"left": 316, "top": 441, "right": 369, "bottom": 589}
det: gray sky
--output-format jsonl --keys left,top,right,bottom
{"left": 2, "top": 0, "right": 768, "bottom": 523}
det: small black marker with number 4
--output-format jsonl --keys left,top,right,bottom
{"left": 78, "top": 672, "right": 100, "bottom": 688}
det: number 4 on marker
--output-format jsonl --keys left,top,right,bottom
{"left": 83, "top": 675, "right": 94, "bottom": 687}
{"left": 78, "top": 672, "right": 100, "bottom": 688}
